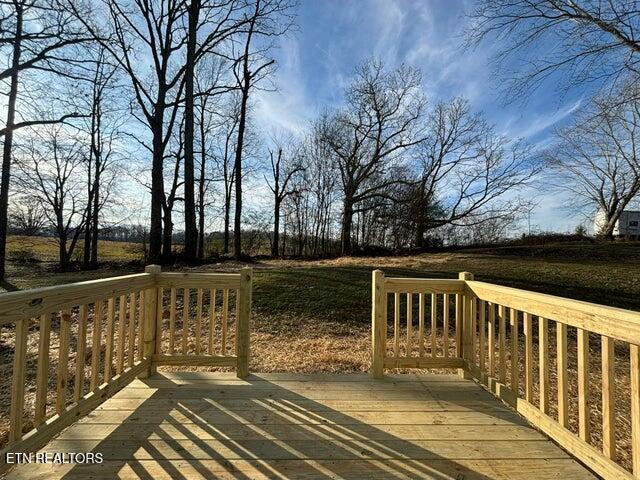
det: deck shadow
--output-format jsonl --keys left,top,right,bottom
{"left": 8, "top": 373, "right": 590, "bottom": 480}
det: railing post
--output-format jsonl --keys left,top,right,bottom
{"left": 371, "top": 270, "right": 386, "bottom": 379}
{"left": 458, "top": 271, "right": 474, "bottom": 379}
{"left": 142, "top": 264, "right": 161, "bottom": 377}
{"left": 236, "top": 267, "right": 253, "bottom": 379}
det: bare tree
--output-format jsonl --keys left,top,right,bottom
{"left": 67, "top": 0, "right": 191, "bottom": 263}
{"left": 264, "top": 138, "right": 304, "bottom": 256}
{"left": 213, "top": 99, "right": 240, "bottom": 255}
{"left": 0, "top": 0, "right": 92, "bottom": 281}
{"left": 466, "top": 0, "right": 640, "bottom": 97}
{"left": 8, "top": 198, "right": 46, "bottom": 236}
{"left": 194, "top": 57, "right": 226, "bottom": 259}
{"left": 320, "top": 59, "right": 426, "bottom": 255}
{"left": 15, "top": 124, "right": 87, "bottom": 271}
{"left": 413, "top": 97, "right": 536, "bottom": 245}
{"left": 231, "top": 0, "right": 294, "bottom": 259}
{"left": 77, "top": 45, "right": 122, "bottom": 268}
{"left": 546, "top": 87, "right": 640, "bottom": 237}
{"left": 182, "top": 0, "right": 254, "bottom": 261}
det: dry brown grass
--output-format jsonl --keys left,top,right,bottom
{"left": 1, "top": 246, "right": 638, "bottom": 476}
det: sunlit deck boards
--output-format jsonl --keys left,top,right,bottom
{"left": 6, "top": 373, "right": 595, "bottom": 480}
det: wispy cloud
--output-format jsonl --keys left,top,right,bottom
{"left": 506, "top": 99, "right": 582, "bottom": 140}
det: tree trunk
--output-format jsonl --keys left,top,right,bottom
{"left": 282, "top": 219, "right": 287, "bottom": 256}
{"left": 233, "top": 84, "right": 249, "bottom": 259}
{"left": 162, "top": 206, "right": 173, "bottom": 259}
{"left": 341, "top": 197, "right": 354, "bottom": 255}
{"left": 0, "top": 3, "right": 23, "bottom": 282}
{"left": 182, "top": 0, "right": 199, "bottom": 261}
{"left": 197, "top": 148, "right": 206, "bottom": 260}
{"left": 83, "top": 165, "right": 93, "bottom": 268}
{"left": 414, "top": 183, "right": 427, "bottom": 249}
{"left": 223, "top": 197, "right": 231, "bottom": 254}
{"left": 59, "top": 235, "right": 68, "bottom": 272}
{"left": 272, "top": 198, "right": 280, "bottom": 257}
{"left": 149, "top": 114, "right": 165, "bottom": 263}
{"left": 90, "top": 167, "right": 100, "bottom": 266}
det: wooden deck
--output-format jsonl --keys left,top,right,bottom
{"left": 6, "top": 372, "right": 595, "bottom": 480}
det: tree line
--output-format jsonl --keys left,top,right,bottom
{"left": 2, "top": 0, "right": 640, "bottom": 279}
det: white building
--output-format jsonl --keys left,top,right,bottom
{"left": 594, "top": 210, "right": 640, "bottom": 236}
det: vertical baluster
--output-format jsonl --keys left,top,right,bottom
{"left": 510, "top": 308, "right": 519, "bottom": 392}
{"left": 557, "top": 322, "right": 568, "bottom": 428}
{"left": 128, "top": 292, "right": 136, "bottom": 368}
{"left": 406, "top": 293, "right": 412, "bottom": 356}
{"left": 488, "top": 303, "right": 495, "bottom": 376}
{"left": 91, "top": 300, "right": 103, "bottom": 390}
{"left": 169, "top": 287, "right": 176, "bottom": 353}
{"left": 602, "top": 335, "right": 616, "bottom": 460}
{"left": 631, "top": 343, "right": 640, "bottom": 476}
{"left": 104, "top": 298, "right": 115, "bottom": 381}
{"left": 431, "top": 293, "right": 437, "bottom": 357}
{"left": 539, "top": 317, "right": 549, "bottom": 414}
{"left": 154, "top": 287, "right": 163, "bottom": 362}
{"left": 35, "top": 313, "right": 51, "bottom": 425}
{"left": 455, "top": 293, "right": 463, "bottom": 357}
{"left": 394, "top": 292, "right": 400, "bottom": 358}
{"left": 418, "top": 293, "right": 424, "bottom": 357}
{"left": 9, "top": 318, "right": 29, "bottom": 442}
{"left": 470, "top": 298, "right": 477, "bottom": 365}
{"left": 524, "top": 312, "right": 533, "bottom": 403}
{"left": 499, "top": 305, "right": 506, "bottom": 384}
{"left": 443, "top": 294, "right": 449, "bottom": 358}
{"left": 479, "top": 300, "right": 486, "bottom": 371}
{"left": 137, "top": 291, "right": 145, "bottom": 361}
{"left": 75, "top": 306, "right": 87, "bottom": 401}
{"left": 182, "top": 288, "right": 190, "bottom": 354}
{"left": 222, "top": 289, "right": 229, "bottom": 354}
{"left": 235, "top": 289, "right": 241, "bottom": 350}
{"left": 577, "top": 328, "right": 590, "bottom": 442}
{"left": 196, "top": 288, "right": 203, "bottom": 355}
{"left": 116, "top": 295, "right": 126, "bottom": 375}
{"left": 56, "top": 310, "right": 71, "bottom": 414}
{"left": 209, "top": 289, "right": 216, "bottom": 354}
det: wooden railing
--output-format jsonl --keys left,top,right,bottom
{"left": 0, "top": 265, "right": 252, "bottom": 470}
{"left": 372, "top": 270, "right": 640, "bottom": 480}
{"left": 153, "top": 270, "right": 251, "bottom": 377}
{"left": 371, "top": 270, "right": 467, "bottom": 377}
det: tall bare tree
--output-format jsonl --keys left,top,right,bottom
{"left": 412, "top": 97, "right": 536, "bottom": 247}
{"left": 0, "top": 0, "right": 92, "bottom": 281}
{"left": 320, "top": 60, "right": 426, "bottom": 255}
{"left": 213, "top": 99, "right": 240, "bottom": 254}
{"left": 231, "top": 0, "right": 294, "bottom": 259}
{"left": 15, "top": 124, "right": 87, "bottom": 271}
{"left": 547, "top": 87, "right": 640, "bottom": 236}
{"left": 78, "top": 45, "right": 122, "bottom": 268}
{"left": 466, "top": 0, "right": 640, "bottom": 97}
{"left": 264, "top": 140, "right": 304, "bottom": 256}
{"left": 68, "top": 0, "right": 191, "bottom": 263}
{"left": 182, "top": 0, "right": 251, "bottom": 261}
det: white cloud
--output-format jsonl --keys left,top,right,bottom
{"left": 506, "top": 99, "right": 582, "bottom": 140}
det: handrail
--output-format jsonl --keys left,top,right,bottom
{"left": 0, "top": 265, "right": 252, "bottom": 474}
{"left": 371, "top": 270, "right": 640, "bottom": 480}
{"left": 466, "top": 280, "right": 640, "bottom": 346}
{"left": 0, "top": 273, "right": 154, "bottom": 326}
{"left": 157, "top": 272, "right": 242, "bottom": 289}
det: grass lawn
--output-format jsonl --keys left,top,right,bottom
{"left": 1, "top": 236, "right": 639, "bottom": 470}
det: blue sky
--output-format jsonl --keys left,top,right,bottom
{"left": 255, "top": 0, "right": 592, "bottom": 233}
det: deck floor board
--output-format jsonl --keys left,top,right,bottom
{"left": 6, "top": 372, "right": 596, "bottom": 479}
